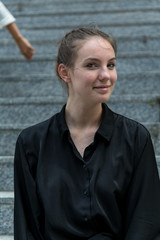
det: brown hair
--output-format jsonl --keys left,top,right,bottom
{"left": 55, "top": 26, "right": 117, "bottom": 82}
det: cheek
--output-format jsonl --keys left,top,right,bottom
{"left": 111, "top": 71, "right": 117, "bottom": 84}
{"left": 85, "top": 71, "right": 98, "bottom": 83}
{"left": 78, "top": 73, "right": 96, "bottom": 88}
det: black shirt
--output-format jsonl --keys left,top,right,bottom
{"left": 14, "top": 103, "right": 160, "bottom": 240}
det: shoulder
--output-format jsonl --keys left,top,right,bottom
{"left": 112, "top": 109, "right": 150, "bottom": 141}
{"left": 112, "top": 110, "right": 153, "bottom": 159}
{"left": 18, "top": 113, "right": 58, "bottom": 148}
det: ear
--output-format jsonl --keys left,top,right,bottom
{"left": 58, "top": 64, "right": 71, "bottom": 83}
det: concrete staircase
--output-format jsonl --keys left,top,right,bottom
{"left": 0, "top": 0, "right": 160, "bottom": 239}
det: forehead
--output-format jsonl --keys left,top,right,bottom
{"left": 76, "top": 37, "right": 115, "bottom": 59}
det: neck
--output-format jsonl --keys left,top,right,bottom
{"left": 65, "top": 100, "right": 103, "bottom": 129}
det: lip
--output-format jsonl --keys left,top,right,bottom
{"left": 93, "top": 85, "right": 111, "bottom": 94}
{"left": 94, "top": 85, "right": 111, "bottom": 89}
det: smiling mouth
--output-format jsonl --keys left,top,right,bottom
{"left": 93, "top": 85, "right": 111, "bottom": 94}
{"left": 94, "top": 85, "right": 111, "bottom": 89}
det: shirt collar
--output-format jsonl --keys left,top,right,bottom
{"left": 57, "top": 103, "right": 115, "bottom": 142}
{"left": 56, "top": 104, "right": 69, "bottom": 139}
{"left": 96, "top": 103, "right": 115, "bottom": 142}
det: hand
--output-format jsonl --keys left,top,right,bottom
{"left": 16, "top": 36, "right": 35, "bottom": 60}
{"left": 6, "top": 22, "right": 35, "bottom": 60}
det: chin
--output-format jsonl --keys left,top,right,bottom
{"left": 94, "top": 96, "right": 111, "bottom": 105}
{"left": 99, "top": 94, "right": 111, "bottom": 103}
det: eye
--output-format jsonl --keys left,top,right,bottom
{"left": 86, "top": 63, "right": 98, "bottom": 69}
{"left": 107, "top": 62, "right": 116, "bottom": 69}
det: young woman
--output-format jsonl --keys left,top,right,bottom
{"left": 14, "top": 26, "right": 160, "bottom": 240}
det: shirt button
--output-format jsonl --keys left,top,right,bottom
{"left": 83, "top": 190, "right": 88, "bottom": 196}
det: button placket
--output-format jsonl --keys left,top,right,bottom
{"left": 82, "top": 163, "right": 91, "bottom": 222}
{"left": 83, "top": 163, "right": 87, "bottom": 169}
{"left": 83, "top": 188, "right": 90, "bottom": 197}
{"left": 82, "top": 163, "right": 90, "bottom": 196}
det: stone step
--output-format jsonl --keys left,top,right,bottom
{"left": 2, "top": 24, "right": 160, "bottom": 44}
{"left": 10, "top": 11, "right": 160, "bottom": 30}
{"left": 1, "top": 156, "right": 160, "bottom": 234}
{"left": 1, "top": 1, "right": 160, "bottom": 33}
{"left": 0, "top": 36, "right": 160, "bottom": 56}
{"left": 0, "top": 96, "right": 65, "bottom": 125}
{"left": 108, "top": 95, "right": 160, "bottom": 123}
{"left": 0, "top": 71, "right": 160, "bottom": 97}
{"left": 0, "top": 157, "right": 13, "bottom": 191}
{"left": 5, "top": 0, "right": 160, "bottom": 15}
{"left": 0, "top": 192, "right": 13, "bottom": 236}
{"left": 0, "top": 95, "right": 159, "bottom": 125}
{"left": 0, "top": 122, "right": 160, "bottom": 156}
{"left": 0, "top": 74, "right": 63, "bottom": 98}
{"left": 0, "top": 51, "right": 160, "bottom": 75}
{"left": 2, "top": 26, "right": 160, "bottom": 49}
{"left": 5, "top": 0, "right": 160, "bottom": 4}
{"left": 0, "top": 236, "right": 13, "bottom": 240}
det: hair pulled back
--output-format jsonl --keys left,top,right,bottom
{"left": 55, "top": 26, "right": 117, "bottom": 81}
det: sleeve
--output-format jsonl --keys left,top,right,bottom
{"left": 0, "top": 1, "right": 15, "bottom": 29}
{"left": 124, "top": 129, "right": 160, "bottom": 240}
{"left": 14, "top": 135, "right": 45, "bottom": 240}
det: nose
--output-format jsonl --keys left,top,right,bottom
{"left": 98, "top": 67, "right": 110, "bottom": 81}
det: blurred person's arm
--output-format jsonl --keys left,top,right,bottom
{"left": 0, "top": 1, "right": 35, "bottom": 60}
{"left": 7, "top": 22, "right": 35, "bottom": 60}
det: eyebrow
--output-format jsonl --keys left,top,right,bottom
{"left": 108, "top": 57, "right": 116, "bottom": 61}
{"left": 83, "top": 57, "right": 116, "bottom": 62}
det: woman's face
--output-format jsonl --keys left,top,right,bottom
{"left": 67, "top": 37, "right": 117, "bottom": 104}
